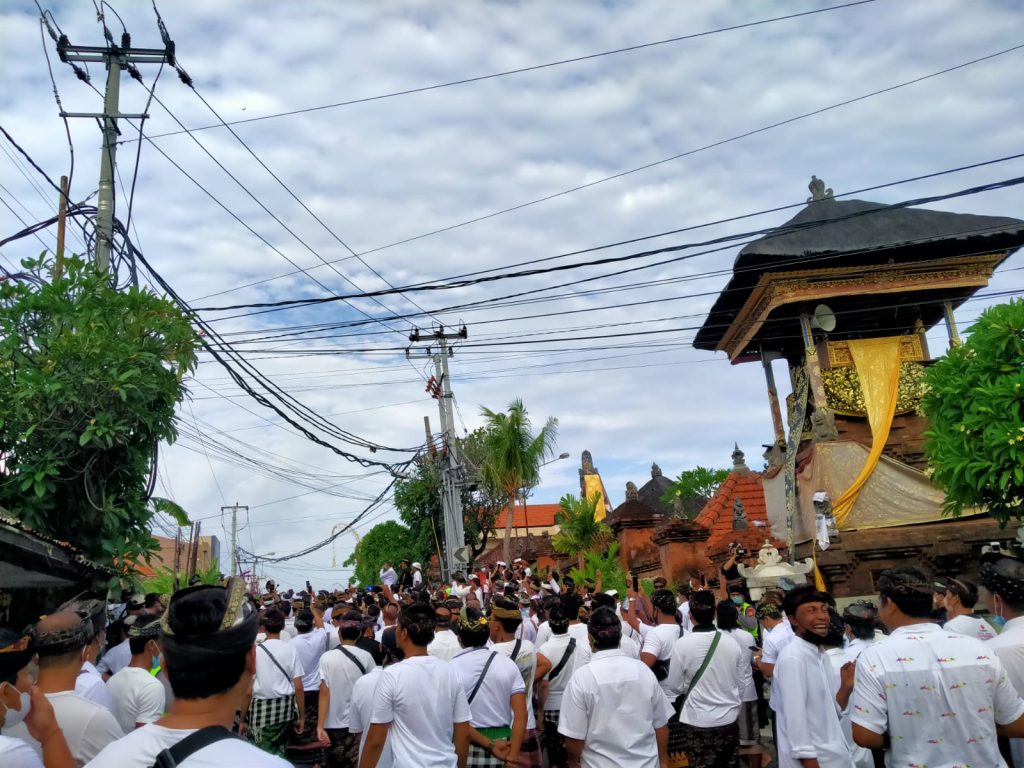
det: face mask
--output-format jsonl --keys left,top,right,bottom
{"left": 799, "top": 629, "right": 833, "bottom": 647}
{"left": 993, "top": 615, "right": 1007, "bottom": 628}
{"left": 0, "top": 685, "right": 31, "bottom": 729}
{"left": 152, "top": 653, "right": 162, "bottom": 670}
{"left": 731, "top": 596, "right": 744, "bottom": 605}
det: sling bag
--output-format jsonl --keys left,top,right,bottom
{"left": 468, "top": 651, "right": 499, "bottom": 705}
{"left": 672, "top": 630, "right": 721, "bottom": 718}
{"left": 337, "top": 645, "right": 367, "bottom": 675}
{"left": 651, "top": 625, "right": 684, "bottom": 681}
{"left": 257, "top": 643, "right": 293, "bottom": 686}
{"left": 151, "top": 726, "right": 239, "bottom": 768}
{"left": 547, "top": 638, "right": 577, "bottom": 681}
{"left": 510, "top": 637, "right": 522, "bottom": 661}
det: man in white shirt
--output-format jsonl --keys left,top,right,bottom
{"left": 5, "top": 611, "right": 124, "bottom": 765}
{"left": 715, "top": 599, "right": 761, "bottom": 768}
{"left": 981, "top": 549, "right": 1024, "bottom": 767}
{"left": 61, "top": 597, "right": 116, "bottom": 714}
{"left": 773, "top": 587, "right": 854, "bottom": 768}
{"left": 943, "top": 576, "right": 998, "bottom": 640}
{"left": 411, "top": 562, "right": 423, "bottom": 590}
{"left": 559, "top": 606, "right": 672, "bottom": 768}
{"left": 243, "top": 607, "right": 303, "bottom": 758}
{"left": 666, "top": 590, "right": 745, "bottom": 768}
{"left": 318, "top": 610, "right": 376, "bottom": 766}
{"left": 359, "top": 604, "right": 472, "bottom": 768}
{"left": 289, "top": 607, "right": 330, "bottom": 751}
{"left": 839, "top": 603, "right": 880, "bottom": 768}
{"left": 639, "top": 588, "right": 685, "bottom": 704}
{"left": 96, "top": 631, "right": 131, "bottom": 681}
{"left": 86, "top": 578, "right": 289, "bottom": 767}
{"left": 378, "top": 562, "right": 398, "bottom": 588}
{"left": 452, "top": 606, "right": 527, "bottom": 767}
{"left": 427, "top": 604, "right": 462, "bottom": 661}
{"left": 537, "top": 604, "right": 591, "bottom": 765}
{"left": 852, "top": 566, "right": 1024, "bottom": 768}
{"left": 106, "top": 616, "right": 166, "bottom": 733}
{"left": 490, "top": 596, "right": 552, "bottom": 767}
{"left": 348, "top": 653, "right": 392, "bottom": 768}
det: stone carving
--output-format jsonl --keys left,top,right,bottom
{"left": 810, "top": 406, "right": 839, "bottom": 441}
{"left": 807, "top": 175, "right": 834, "bottom": 202}
{"left": 581, "top": 450, "right": 596, "bottom": 475}
{"left": 738, "top": 540, "right": 814, "bottom": 601}
{"left": 651, "top": 463, "right": 662, "bottom": 478}
{"left": 625, "top": 481, "right": 639, "bottom": 501}
{"left": 733, "top": 498, "right": 748, "bottom": 530}
{"left": 763, "top": 442, "right": 786, "bottom": 470}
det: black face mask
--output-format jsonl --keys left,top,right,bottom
{"left": 799, "top": 628, "right": 834, "bottom": 647}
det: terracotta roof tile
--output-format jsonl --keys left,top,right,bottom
{"left": 694, "top": 472, "right": 784, "bottom": 557}
{"left": 495, "top": 503, "right": 560, "bottom": 530}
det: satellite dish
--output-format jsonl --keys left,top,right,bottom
{"left": 810, "top": 303, "right": 837, "bottom": 333}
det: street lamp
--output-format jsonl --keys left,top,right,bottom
{"left": 523, "top": 452, "right": 572, "bottom": 541}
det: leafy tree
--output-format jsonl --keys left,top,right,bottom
{"left": 552, "top": 492, "right": 613, "bottom": 569}
{"left": 343, "top": 520, "right": 419, "bottom": 586}
{"left": 660, "top": 466, "right": 730, "bottom": 512}
{"left": 568, "top": 541, "right": 627, "bottom": 596}
{"left": 393, "top": 459, "right": 443, "bottom": 564}
{"left": 0, "top": 255, "right": 196, "bottom": 569}
{"left": 479, "top": 399, "right": 558, "bottom": 563}
{"left": 922, "top": 298, "right": 1024, "bottom": 523}
{"left": 142, "top": 561, "right": 221, "bottom": 595}
{"left": 459, "top": 428, "right": 511, "bottom": 561}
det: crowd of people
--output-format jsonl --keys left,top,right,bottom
{"left": 3, "top": 548, "right": 1024, "bottom": 768}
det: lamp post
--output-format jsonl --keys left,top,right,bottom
{"left": 523, "top": 452, "right": 571, "bottom": 543}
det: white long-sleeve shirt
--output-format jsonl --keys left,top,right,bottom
{"left": 774, "top": 636, "right": 853, "bottom": 768}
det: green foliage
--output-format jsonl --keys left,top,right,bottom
{"left": 922, "top": 298, "right": 1024, "bottom": 524}
{"left": 660, "top": 466, "right": 730, "bottom": 508}
{"left": 0, "top": 255, "right": 197, "bottom": 569}
{"left": 552, "top": 492, "right": 613, "bottom": 568}
{"left": 343, "top": 520, "right": 419, "bottom": 586}
{"left": 479, "top": 399, "right": 558, "bottom": 561}
{"left": 142, "top": 561, "right": 220, "bottom": 595}
{"left": 568, "top": 541, "right": 627, "bottom": 596}
{"left": 393, "top": 460, "right": 443, "bottom": 564}
{"left": 459, "top": 428, "right": 511, "bottom": 561}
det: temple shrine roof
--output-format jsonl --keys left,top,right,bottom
{"left": 693, "top": 446, "right": 785, "bottom": 558}
{"left": 495, "top": 503, "right": 561, "bottom": 530}
{"left": 694, "top": 181, "right": 1024, "bottom": 354}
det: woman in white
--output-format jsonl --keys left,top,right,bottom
{"left": 944, "top": 577, "right": 998, "bottom": 640}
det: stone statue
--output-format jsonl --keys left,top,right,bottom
{"left": 651, "top": 463, "right": 663, "bottom": 478}
{"left": 807, "top": 175, "right": 834, "bottom": 202}
{"left": 581, "top": 450, "right": 595, "bottom": 475}
{"left": 625, "top": 481, "right": 639, "bottom": 501}
{"left": 810, "top": 407, "right": 839, "bottom": 441}
{"left": 763, "top": 442, "right": 785, "bottom": 470}
{"left": 733, "top": 497, "right": 748, "bottom": 530}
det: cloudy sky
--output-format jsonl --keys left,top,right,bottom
{"left": 2, "top": 0, "right": 1022, "bottom": 589}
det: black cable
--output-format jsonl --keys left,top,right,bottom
{"left": 0, "top": 124, "right": 63, "bottom": 195}
{"left": 122, "top": 61, "right": 165, "bottom": 243}
{"left": 35, "top": 12, "right": 75, "bottom": 206}
{"left": 193, "top": 173, "right": 1024, "bottom": 315}
{"left": 131, "top": 0, "right": 877, "bottom": 143}
{"left": 198, "top": 42, "right": 1024, "bottom": 299}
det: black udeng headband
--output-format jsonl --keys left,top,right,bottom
{"left": 33, "top": 612, "right": 91, "bottom": 657}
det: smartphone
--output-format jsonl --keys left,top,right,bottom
{"left": 631, "top": 574, "right": 639, "bottom": 592}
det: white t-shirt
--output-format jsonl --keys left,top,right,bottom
{"left": 558, "top": 648, "right": 673, "bottom": 768}
{"left": 107, "top": 666, "right": 166, "bottom": 733}
{"left": 76, "top": 660, "right": 115, "bottom": 713}
{"left": 320, "top": 645, "right": 376, "bottom": 729}
{"left": 349, "top": 668, "right": 393, "bottom": 768}
{"left": 988, "top": 615, "right": 1024, "bottom": 768}
{"left": 538, "top": 633, "right": 591, "bottom": 711}
{"left": 762, "top": 618, "right": 795, "bottom": 710}
{"left": 370, "top": 655, "right": 471, "bottom": 768}
{"left": 452, "top": 647, "right": 525, "bottom": 728}
{"left": 427, "top": 629, "right": 462, "bottom": 661}
{"left": 83, "top": 722, "right": 291, "bottom": 767}
{"left": 668, "top": 629, "right": 744, "bottom": 728}
{"left": 493, "top": 638, "right": 539, "bottom": 730}
{"left": 289, "top": 629, "right": 330, "bottom": 691}
{"left": 254, "top": 639, "right": 302, "bottom": 699}
{"left": 724, "top": 628, "right": 758, "bottom": 702}
{"left": 96, "top": 639, "right": 131, "bottom": 677}
{"left": 7, "top": 690, "right": 124, "bottom": 765}
{"left": 0, "top": 735, "right": 42, "bottom": 768}
{"left": 944, "top": 613, "right": 998, "bottom": 641}
{"left": 641, "top": 622, "right": 684, "bottom": 700}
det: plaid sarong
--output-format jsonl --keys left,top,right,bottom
{"left": 542, "top": 710, "right": 568, "bottom": 768}
{"left": 517, "top": 728, "right": 541, "bottom": 768}
{"left": 248, "top": 695, "right": 296, "bottom": 758}
{"left": 677, "top": 720, "right": 739, "bottom": 768}
{"left": 467, "top": 743, "right": 505, "bottom": 768}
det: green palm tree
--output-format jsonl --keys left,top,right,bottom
{"left": 480, "top": 399, "right": 559, "bottom": 564}
{"left": 552, "top": 492, "right": 613, "bottom": 569}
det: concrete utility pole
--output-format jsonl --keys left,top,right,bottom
{"left": 222, "top": 504, "right": 248, "bottom": 576}
{"left": 54, "top": 30, "right": 172, "bottom": 271}
{"left": 408, "top": 326, "right": 468, "bottom": 581}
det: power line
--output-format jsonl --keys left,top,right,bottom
{"left": 195, "top": 42, "right": 1024, "bottom": 300}
{"left": 129, "top": 0, "right": 877, "bottom": 142}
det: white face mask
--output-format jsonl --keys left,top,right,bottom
{"left": 0, "top": 684, "right": 31, "bottom": 728}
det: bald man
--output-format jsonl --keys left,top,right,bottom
{"left": 5, "top": 611, "right": 124, "bottom": 764}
